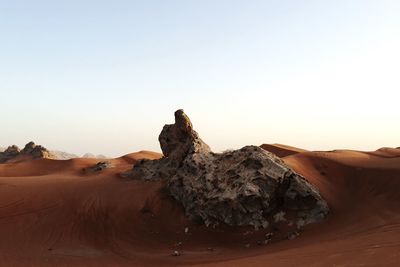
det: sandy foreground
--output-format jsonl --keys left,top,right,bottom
{"left": 0, "top": 146, "right": 399, "bottom": 267}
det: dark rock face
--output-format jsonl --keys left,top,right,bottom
{"left": 21, "top": 142, "right": 53, "bottom": 159}
{"left": 127, "top": 110, "right": 329, "bottom": 228}
{"left": 0, "top": 142, "right": 54, "bottom": 163}
{"left": 0, "top": 145, "right": 21, "bottom": 163}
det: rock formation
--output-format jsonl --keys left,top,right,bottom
{"left": 0, "top": 142, "right": 54, "bottom": 163}
{"left": 83, "top": 161, "right": 112, "bottom": 174}
{"left": 126, "top": 110, "right": 329, "bottom": 228}
{"left": 21, "top": 142, "right": 53, "bottom": 158}
{"left": 0, "top": 145, "right": 21, "bottom": 163}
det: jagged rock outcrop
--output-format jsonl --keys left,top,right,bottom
{"left": 0, "top": 145, "right": 21, "bottom": 163}
{"left": 126, "top": 109, "right": 329, "bottom": 228}
{"left": 21, "top": 142, "right": 54, "bottom": 159}
{"left": 0, "top": 142, "right": 54, "bottom": 163}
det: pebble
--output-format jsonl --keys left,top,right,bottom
{"left": 171, "top": 250, "right": 181, "bottom": 256}
{"left": 265, "top": 232, "right": 274, "bottom": 240}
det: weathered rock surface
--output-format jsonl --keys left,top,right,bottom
{"left": 0, "top": 142, "right": 54, "bottom": 163}
{"left": 127, "top": 109, "right": 329, "bottom": 228}
{"left": 0, "top": 145, "right": 21, "bottom": 163}
{"left": 21, "top": 142, "right": 54, "bottom": 159}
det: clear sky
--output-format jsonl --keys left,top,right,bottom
{"left": 1, "top": 0, "right": 399, "bottom": 157}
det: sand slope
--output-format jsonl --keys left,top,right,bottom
{"left": 260, "top": 143, "right": 308, "bottom": 157}
{"left": 0, "top": 148, "right": 399, "bottom": 266}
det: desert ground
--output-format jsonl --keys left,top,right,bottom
{"left": 0, "top": 145, "right": 399, "bottom": 266}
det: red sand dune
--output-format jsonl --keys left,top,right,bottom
{"left": 260, "top": 143, "right": 308, "bottom": 157}
{"left": 0, "top": 148, "right": 399, "bottom": 266}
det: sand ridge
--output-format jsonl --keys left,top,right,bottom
{"left": 260, "top": 143, "right": 308, "bottom": 158}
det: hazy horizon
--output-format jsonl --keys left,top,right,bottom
{"left": 1, "top": 1, "right": 399, "bottom": 157}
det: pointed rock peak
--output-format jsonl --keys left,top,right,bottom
{"left": 174, "top": 109, "right": 193, "bottom": 133}
{"left": 159, "top": 109, "right": 210, "bottom": 162}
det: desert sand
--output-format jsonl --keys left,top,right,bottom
{"left": 0, "top": 145, "right": 399, "bottom": 266}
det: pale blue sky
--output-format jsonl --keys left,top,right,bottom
{"left": 1, "top": 1, "right": 399, "bottom": 157}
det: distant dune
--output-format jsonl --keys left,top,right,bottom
{"left": 0, "top": 145, "right": 399, "bottom": 266}
{"left": 367, "top": 147, "right": 400, "bottom": 158}
{"left": 50, "top": 150, "right": 79, "bottom": 160}
{"left": 81, "top": 153, "right": 108, "bottom": 159}
{"left": 260, "top": 143, "right": 308, "bottom": 157}
{"left": 50, "top": 151, "right": 110, "bottom": 160}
